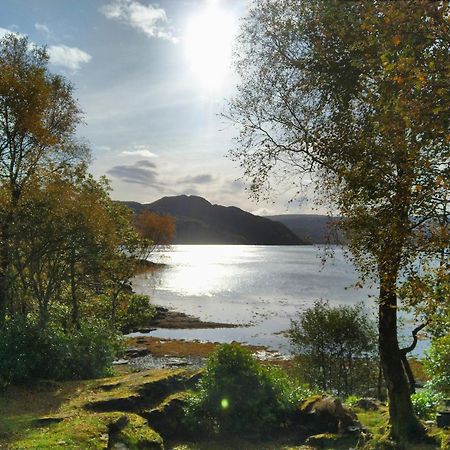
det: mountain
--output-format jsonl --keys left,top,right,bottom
{"left": 122, "top": 195, "right": 304, "bottom": 245}
{"left": 265, "top": 214, "right": 343, "bottom": 245}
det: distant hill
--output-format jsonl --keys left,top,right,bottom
{"left": 265, "top": 214, "right": 343, "bottom": 245}
{"left": 122, "top": 195, "right": 305, "bottom": 245}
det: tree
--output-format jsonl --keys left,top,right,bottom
{"left": 227, "top": 0, "right": 449, "bottom": 444}
{"left": 0, "top": 33, "right": 87, "bottom": 323}
{"left": 133, "top": 210, "right": 176, "bottom": 253}
{"left": 289, "top": 301, "right": 378, "bottom": 398}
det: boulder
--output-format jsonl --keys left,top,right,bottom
{"left": 353, "top": 398, "right": 380, "bottom": 411}
{"left": 125, "top": 347, "right": 150, "bottom": 358}
{"left": 143, "top": 393, "right": 190, "bottom": 439}
{"left": 295, "top": 395, "right": 361, "bottom": 435}
{"left": 105, "top": 413, "right": 163, "bottom": 450}
{"left": 305, "top": 432, "right": 359, "bottom": 448}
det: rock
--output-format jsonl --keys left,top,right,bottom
{"left": 305, "top": 432, "right": 358, "bottom": 448}
{"left": 112, "top": 359, "right": 129, "bottom": 365}
{"left": 86, "top": 372, "right": 201, "bottom": 413}
{"left": 125, "top": 347, "right": 150, "bottom": 358}
{"left": 136, "top": 328, "right": 156, "bottom": 333}
{"left": 353, "top": 398, "right": 380, "bottom": 411}
{"left": 105, "top": 413, "right": 163, "bottom": 450}
{"left": 143, "top": 393, "right": 190, "bottom": 439}
{"left": 108, "top": 415, "right": 129, "bottom": 433}
{"left": 296, "top": 395, "right": 361, "bottom": 435}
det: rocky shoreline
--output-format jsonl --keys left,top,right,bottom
{"left": 115, "top": 335, "right": 291, "bottom": 372}
{"left": 140, "top": 305, "right": 239, "bottom": 330}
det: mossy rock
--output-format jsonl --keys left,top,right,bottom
{"left": 305, "top": 432, "right": 358, "bottom": 448}
{"left": 109, "top": 413, "right": 164, "bottom": 449}
{"left": 295, "top": 396, "right": 360, "bottom": 436}
{"left": 85, "top": 371, "right": 200, "bottom": 414}
{"left": 10, "top": 412, "right": 163, "bottom": 450}
{"left": 142, "top": 392, "right": 191, "bottom": 439}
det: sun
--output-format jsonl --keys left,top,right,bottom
{"left": 184, "top": 0, "right": 236, "bottom": 91}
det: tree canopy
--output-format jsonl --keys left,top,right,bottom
{"left": 227, "top": 0, "right": 449, "bottom": 444}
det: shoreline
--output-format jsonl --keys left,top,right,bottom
{"left": 142, "top": 305, "right": 239, "bottom": 330}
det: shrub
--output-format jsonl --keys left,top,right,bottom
{"left": 411, "top": 386, "right": 444, "bottom": 420}
{"left": 289, "top": 300, "right": 379, "bottom": 398}
{"left": 90, "top": 293, "right": 156, "bottom": 333}
{"left": 117, "top": 294, "right": 156, "bottom": 333}
{"left": 424, "top": 334, "right": 450, "bottom": 396}
{"left": 344, "top": 395, "right": 361, "bottom": 407}
{"left": 185, "top": 343, "right": 313, "bottom": 437}
{"left": 0, "top": 317, "right": 122, "bottom": 384}
{"left": 57, "top": 321, "right": 123, "bottom": 380}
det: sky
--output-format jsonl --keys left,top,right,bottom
{"left": 1, "top": 0, "right": 314, "bottom": 215}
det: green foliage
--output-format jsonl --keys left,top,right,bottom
{"left": 424, "top": 335, "right": 450, "bottom": 396}
{"left": 344, "top": 395, "right": 361, "bottom": 408}
{"left": 289, "top": 301, "right": 379, "bottom": 397}
{"left": 92, "top": 293, "right": 156, "bottom": 333}
{"left": 185, "top": 343, "right": 313, "bottom": 437}
{"left": 0, "top": 317, "right": 122, "bottom": 385}
{"left": 115, "top": 294, "right": 156, "bottom": 333}
{"left": 227, "top": 0, "right": 449, "bottom": 440}
{"left": 411, "top": 386, "right": 444, "bottom": 420}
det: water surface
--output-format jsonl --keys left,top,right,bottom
{"left": 133, "top": 245, "right": 425, "bottom": 355}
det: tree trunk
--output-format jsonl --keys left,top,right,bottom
{"left": 378, "top": 277, "right": 425, "bottom": 445}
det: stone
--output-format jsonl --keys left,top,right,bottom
{"left": 305, "top": 432, "right": 358, "bottom": 448}
{"left": 108, "top": 415, "right": 129, "bottom": 433}
{"left": 353, "top": 398, "right": 380, "bottom": 411}
{"left": 125, "top": 347, "right": 150, "bottom": 358}
{"left": 296, "top": 395, "right": 361, "bottom": 435}
{"left": 112, "top": 359, "right": 129, "bottom": 365}
{"left": 143, "top": 393, "right": 190, "bottom": 439}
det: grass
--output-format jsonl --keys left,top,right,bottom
{"left": 0, "top": 369, "right": 180, "bottom": 449}
{"left": 1, "top": 367, "right": 449, "bottom": 450}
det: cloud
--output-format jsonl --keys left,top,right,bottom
{"left": 100, "top": 0, "right": 177, "bottom": 43}
{"left": 35, "top": 23, "right": 50, "bottom": 34}
{"left": 107, "top": 160, "right": 162, "bottom": 188}
{"left": 0, "top": 27, "right": 91, "bottom": 72}
{"left": 47, "top": 45, "right": 92, "bottom": 71}
{"left": 136, "top": 159, "right": 156, "bottom": 168}
{"left": 120, "top": 147, "right": 158, "bottom": 158}
{"left": 178, "top": 174, "right": 214, "bottom": 185}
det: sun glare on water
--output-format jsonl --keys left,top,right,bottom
{"left": 184, "top": 0, "right": 236, "bottom": 91}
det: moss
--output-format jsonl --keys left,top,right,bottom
{"left": 110, "top": 413, "right": 163, "bottom": 449}
{"left": 305, "top": 432, "right": 358, "bottom": 448}
{"left": 299, "top": 395, "right": 325, "bottom": 413}
{"left": 0, "top": 369, "right": 187, "bottom": 449}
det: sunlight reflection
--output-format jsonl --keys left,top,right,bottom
{"left": 158, "top": 245, "right": 255, "bottom": 297}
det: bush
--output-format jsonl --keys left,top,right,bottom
{"left": 117, "top": 294, "right": 156, "bottom": 333}
{"left": 185, "top": 343, "right": 313, "bottom": 437}
{"left": 411, "top": 386, "right": 444, "bottom": 420}
{"left": 289, "top": 300, "right": 379, "bottom": 397}
{"left": 90, "top": 293, "right": 156, "bottom": 333}
{"left": 424, "top": 334, "right": 450, "bottom": 396}
{"left": 0, "top": 317, "right": 122, "bottom": 384}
